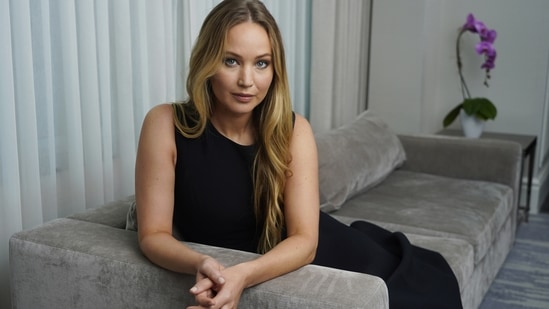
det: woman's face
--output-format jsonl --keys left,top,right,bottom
{"left": 210, "top": 22, "right": 274, "bottom": 116}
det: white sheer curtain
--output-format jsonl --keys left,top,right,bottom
{"left": 0, "top": 0, "right": 310, "bottom": 307}
{"left": 309, "top": 0, "right": 372, "bottom": 133}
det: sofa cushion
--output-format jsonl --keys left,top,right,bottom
{"left": 405, "top": 234, "right": 473, "bottom": 293}
{"left": 124, "top": 199, "right": 185, "bottom": 240}
{"left": 315, "top": 110, "right": 406, "bottom": 212}
{"left": 331, "top": 170, "right": 514, "bottom": 264}
{"left": 68, "top": 195, "right": 135, "bottom": 229}
{"left": 126, "top": 200, "right": 138, "bottom": 231}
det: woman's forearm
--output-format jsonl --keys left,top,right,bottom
{"left": 139, "top": 232, "right": 206, "bottom": 275}
{"left": 237, "top": 233, "right": 317, "bottom": 288}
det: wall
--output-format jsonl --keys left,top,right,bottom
{"left": 368, "top": 0, "right": 549, "bottom": 213}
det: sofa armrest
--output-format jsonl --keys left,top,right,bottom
{"left": 398, "top": 134, "right": 522, "bottom": 193}
{"left": 10, "top": 218, "right": 388, "bottom": 309}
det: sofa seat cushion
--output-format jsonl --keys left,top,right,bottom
{"left": 330, "top": 170, "right": 514, "bottom": 264}
{"left": 405, "top": 234, "right": 473, "bottom": 293}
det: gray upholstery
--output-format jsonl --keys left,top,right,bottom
{"left": 68, "top": 194, "right": 135, "bottom": 229}
{"left": 316, "top": 111, "right": 406, "bottom": 212}
{"left": 10, "top": 218, "right": 388, "bottom": 309}
{"left": 334, "top": 170, "right": 514, "bottom": 264}
{"left": 399, "top": 134, "right": 522, "bottom": 195}
{"left": 10, "top": 115, "right": 522, "bottom": 308}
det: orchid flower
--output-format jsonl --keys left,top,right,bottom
{"left": 443, "top": 13, "right": 498, "bottom": 127}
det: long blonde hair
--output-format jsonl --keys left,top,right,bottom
{"left": 172, "top": 0, "right": 293, "bottom": 253}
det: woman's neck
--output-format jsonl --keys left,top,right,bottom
{"left": 209, "top": 112, "right": 256, "bottom": 146}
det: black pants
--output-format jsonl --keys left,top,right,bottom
{"left": 312, "top": 211, "right": 463, "bottom": 309}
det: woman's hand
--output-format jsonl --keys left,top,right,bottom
{"left": 189, "top": 256, "right": 227, "bottom": 307}
{"left": 188, "top": 261, "right": 249, "bottom": 309}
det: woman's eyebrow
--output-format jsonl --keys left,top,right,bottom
{"left": 255, "top": 53, "right": 272, "bottom": 59}
{"left": 224, "top": 51, "right": 272, "bottom": 59}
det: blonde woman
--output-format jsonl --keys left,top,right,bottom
{"left": 135, "top": 1, "right": 462, "bottom": 308}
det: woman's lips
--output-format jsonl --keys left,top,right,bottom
{"left": 232, "top": 93, "right": 254, "bottom": 103}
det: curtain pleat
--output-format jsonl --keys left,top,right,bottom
{"left": 95, "top": 0, "right": 115, "bottom": 203}
{"left": 110, "top": 0, "right": 135, "bottom": 197}
{"left": 1, "top": 0, "right": 23, "bottom": 235}
{"left": 52, "top": 0, "right": 87, "bottom": 216}
{"left": 76, "top": 0, "right": 105, "bottom": 210}
{"left": 32, "top": 0, "right": 58, "bottom": 222}
{"left": 0, "top": 0, "right": 20, "bottom": 305}
{"left": 11, "top": 0, "right": 44, "bottom": 228}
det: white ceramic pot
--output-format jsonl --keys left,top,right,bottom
{"left": 460, "top": 109, "right": 485, "bottom": 138}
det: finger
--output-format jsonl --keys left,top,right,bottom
{"left": 200, "top": 260, "right": 226, "bottom": 285}
{"left": 203, "top": 269, "right": 225, "bottom": 286}
{"left": 195, "top": 289, "right": 216, "bottom": 307}
{"left": 190, "top": 277, "right": 214, "bottom": 295}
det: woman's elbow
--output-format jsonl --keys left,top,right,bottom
{"left": 137, "top": 231, "right": 166, "bottom": 262}
{"left": 305, "top": 236, "right": 318, "bottom": 264}
{"left": 137, "top": 233, "right": 154, "bottom": 259}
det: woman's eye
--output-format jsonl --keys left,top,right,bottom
{"left": 256, "top": 60, "right": 270, "bottom": 69}
{"left": 224, "top": 58, "right": 238, "bottom": 67}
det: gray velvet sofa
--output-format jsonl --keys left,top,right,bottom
{"left": 10, "top": 111, "right": 522, "bottom": 309}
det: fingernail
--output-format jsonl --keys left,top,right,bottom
{"left": 218, "top": 277, "right": 225, "bottom": 284}
{"left": 190, "top": 286, "right": 197, "bottom": 293}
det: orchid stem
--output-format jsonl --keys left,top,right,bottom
{"left": 456, "top": 29, "right": 472, "bottom": 100}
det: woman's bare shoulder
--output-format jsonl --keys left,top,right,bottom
{"left": 138, "top": 103, "right": 176, "bottom": 159}
{"left": 144, "top": 103, "right": 174, "bottom": 124}
{"left": 292, "top": 113, "right": 314, "bottom": 136}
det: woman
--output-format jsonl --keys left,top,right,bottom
{"left": 135, "top": 1, "right": 462, "bottom": 308}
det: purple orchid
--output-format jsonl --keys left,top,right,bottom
{"left": 458, "top": 13, "right": 497, "bottom": 83}
{"left": 482, "top": 29, "right": 497, "bottom": 44}
{"left": 476, "top": 42, "right": 496, "bottom": 70}
{"left": 462, "top": 13, "right": 476, "bottom": 31}
{"left": 474, "top": 22, "right": 487, "bottom": 36}
{"left": 482, "top": 49, "right": 497, "bottom": 70}
{"left": 443, "top": 13, "right": 498, "bottom": 127}
{"left": 475, "top": 41, "right": 495, "bottom": 56}
{"left": 462, "top": 13, "right": 490, "bottom": 35}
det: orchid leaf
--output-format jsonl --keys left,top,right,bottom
{"left": 443, "top": 97, "right": 497, "bottom": 127}
{"left": 462, "top": 98, "right": 497, "bottom": 120}
{"left": 443, "top": 103, "right": 463, "bottom": 128}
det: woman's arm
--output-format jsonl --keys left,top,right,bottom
{"left": 240, "top": 113, "right": 320, "bottom": 283}
{"left": 135, "top": 104, "right": 225, "bottom": 291}
{"left": 190, "top": 113, "right": 320, "bottom": 307}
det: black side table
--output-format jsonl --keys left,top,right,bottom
{"left": 437, "top": 129, "right": 537, "bottom": 223}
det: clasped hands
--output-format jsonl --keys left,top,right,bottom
{"left": 187, "top": 256, "right": 246, "bottom": 309}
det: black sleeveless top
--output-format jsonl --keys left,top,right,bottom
{"left": 173, "top": 119, "right": 261, "bottom": 253}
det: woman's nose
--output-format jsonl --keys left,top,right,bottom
{"left": 237, "top": 67, "right": 253, "bottom": 87}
